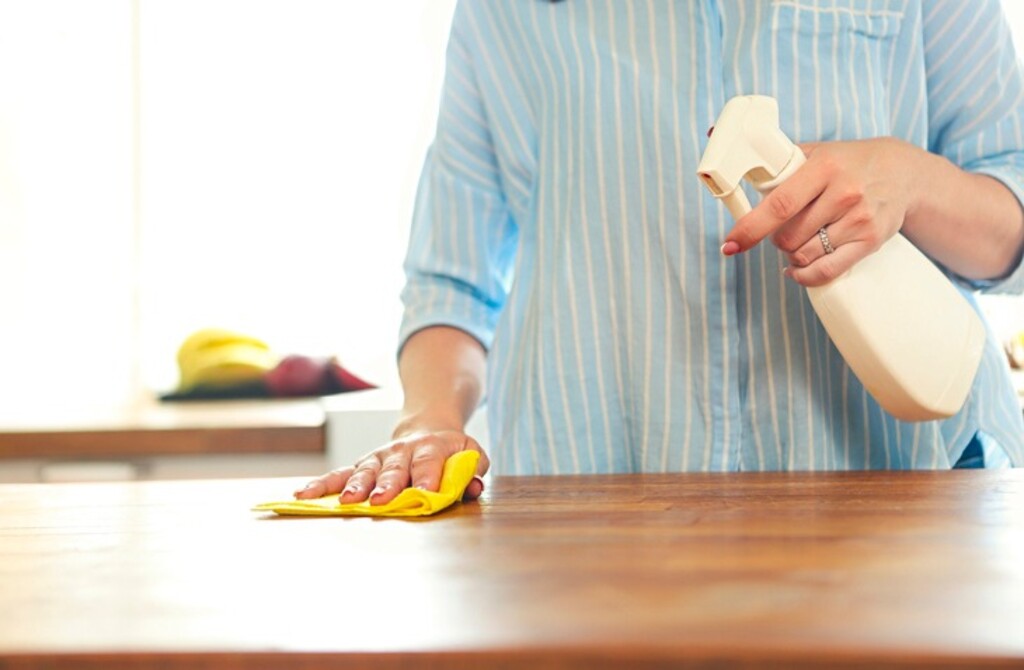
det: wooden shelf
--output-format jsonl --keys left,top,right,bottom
{"left": 0, "top": 397, "right": 325, "bottom": 459}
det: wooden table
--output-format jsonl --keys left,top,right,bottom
{"left": 1, "top": 470, "right": 1022, "bottom": 669}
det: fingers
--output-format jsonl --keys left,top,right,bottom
{"left": 723, "top": 160, "right": 830, "bottom": 254}
{"left": 463, "top": 476, "right": 486, "bottom": 501}
{"left": 408, "top": 441, "right": 448, "bottom": 493}
{"left": 408, "top": 434, "right": 490, "bottom": 493}
{"left": 785, "top": 241, "right": 873, "bottom": 287}
{"left": 722, "top": 139, "right": 913, "bottom": 287}
{"left": 340, "top": 455, "right": 383, "bottom": 503}
{"left": 293, "top": 466, "right": 354, "bottom": 499}
{"left": 787, "top": 221, "right": 848, "bottom": 269}
{"left": 782, "top": 209, "right": 865, "bottom": 286}
{"left": 784, "top": 201, "right": 890, "bottom": 286}
{"left": 369, "top": 449, "right": 412, "bottom": 505}
{"left": 474, "top": 447, "right": 491, "bottom": 482}
{"left": 769, "top": 181, "right": 862, "bottom": 258}
{"left": 295, "top": 430, "right": 490, "bottom": 507}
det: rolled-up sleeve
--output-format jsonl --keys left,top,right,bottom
{"left": 398, "top": 3, "right": 519, "bottom": 353}
{"left": 924, "top": 0, "right": 1024, "bottom": 294}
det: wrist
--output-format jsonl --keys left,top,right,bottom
{"left": 902, "top": 144, "right": 951, "bottom": 231}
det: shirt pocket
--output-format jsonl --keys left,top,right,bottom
{"left": 768, "top": 0, "right": 905, "bottom": 142}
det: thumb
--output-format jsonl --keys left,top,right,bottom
{"left": 460, "top": 435, "right": 489, "bottom": 500}
{"left": 463, "top": 475, "right": 486, "bottom": 501}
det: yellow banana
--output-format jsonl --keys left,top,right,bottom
{"left": 176, "top": 328, "right": 278, "bottom": 391}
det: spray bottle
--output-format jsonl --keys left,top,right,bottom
{"left": 697, "top": 95, "right": 985, "bottom": 422}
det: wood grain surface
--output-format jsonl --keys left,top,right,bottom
{"left": 0, "top": 469, "right": 1022, "bottom": 669}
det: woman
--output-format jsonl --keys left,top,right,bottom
{"left": 299, "top": 0, "right": 1024, "bottom": 505}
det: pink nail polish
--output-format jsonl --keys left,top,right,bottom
{"left": 721, "top": 241, "right": 741, "bottom": 256}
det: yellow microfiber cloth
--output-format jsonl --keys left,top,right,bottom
{"left": 253, "top": 450, "right": 480, "bottom": 518}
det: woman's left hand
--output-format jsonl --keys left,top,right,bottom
{"left": 721, "top": 137, "right": 928, "bottom": 287}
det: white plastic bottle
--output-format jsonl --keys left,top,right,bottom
{"left": 697, "top": 95, "right": 985, "bottom": 421}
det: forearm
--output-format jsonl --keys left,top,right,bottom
{"left": 903, "top": 148, "right": 1024, "bottom": 281}
{"left": 392, "top": 325, "right": 487, "bottom": 439}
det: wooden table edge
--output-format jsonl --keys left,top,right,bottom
{"left": 0, "top": 423, "right": 325, "bottom": 459}
{"left": 1, "top": 646, "right": 1021, "bottom": 670}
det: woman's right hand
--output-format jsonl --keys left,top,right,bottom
{"left": 302, "top": 325, "right": 491, "bottom": 505}
{"left": 292, "top": 428, "right": 490, "bottom": 505}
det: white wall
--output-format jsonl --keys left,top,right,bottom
{"left": 0, "top": 1, "right": 137, "bottom": 412}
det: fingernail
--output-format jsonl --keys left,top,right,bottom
{"left": 370, "top": 485, "right": 388, "bottom": 498}
{"left": 721, "top": 241, "right": 741, "bottom": 256}
{"left": 472, "top": 475, "right": 485, "bottom": 491}
{"left": 341, "top": 483, "right": 361, "bottom": 497}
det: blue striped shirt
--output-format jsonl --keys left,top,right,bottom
{"left": 400, "top": 0, "right": 1024, "bottom": 474}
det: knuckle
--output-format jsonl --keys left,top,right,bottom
{"left": 350, "top": 470, "right": 375, "bottom": 484}
{"left": 452, "top": 432, "right": 476, "bottom": 452}
{"left": 327, "top": 466, "right": 353, "bottom": 480}
{"left": 816, "top": 257, "right": 842, "bottom": 283}
{"left": 387, "top": 430, "right": 425, "bottom": 449}
{"left": 771, "top": 230, "right": 801, "bottom": 253}
{"left": 353, "top": 458, "right": 381, "bottom": 475}
{"left": 371, "top": 443, "right": 399, "bottom": 461}
{"left": 768, "top": 191, "right": 798, "bottom": 221}
{"left": 379, "top": 449, "right": 409, "bottom": 467}
{"left": 434, "top": 431, "right": 467, "bottom": 453}
{"left": 390, "top": 437, "right": 429, "bottom": 458}
{"left": 850, "top": 210, "right": 873, "bottom": 230}
{"left": 732, "top": 230, "right": 757, "bottom": 250}
{"left": 836, "top": 185, "right": 864, "bottom": 209}
{"left": 848, "top": 213, "right": 883, "bottom": 250}
{"left": 410, "top": 448, "right": 441, "bottom": 464}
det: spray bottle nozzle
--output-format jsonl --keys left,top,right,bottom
{"left": 696, "top": 96, "right": 803, "bottom": 218}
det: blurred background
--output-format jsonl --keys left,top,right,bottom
{"left": 0, "top": 0, "right": 1021, "bottom": 414}
{"left": 0, "top": 0, "right": 457, "bottom": 409}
